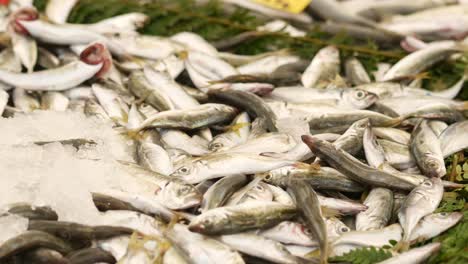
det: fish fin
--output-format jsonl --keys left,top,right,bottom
{"left": 455, "top": 101, "right": 468, "bottom": 112}
{"left": 382, "top": 116, "right": 405, "bottom": 127}
{"left": 176, "top": 50, "right": 189, "bottom": 60}
{"left": 320, "top": 207, "right": 342, "bottom": 218}
{"left": 394, "top": 240, "right": 410, "bottom": 252}
{"left": 119, "top": 128, "right": 144, "bottom": 141}
{"left": 228, "top": 122, "right": 250, "bottom": 136}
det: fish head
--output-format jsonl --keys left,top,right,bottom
{"left": 327, "top": 217, "right": 351, "bottom": 241}
{"left": 343, "top": 89, "right": 378, "bottom": 109}
{"left": 208, "top": 138, "right": 228, "bottom": 152}
{"left": 188, "top": 210, "right": 228, "bottom": 234}
{"left": 80, "top": 42, "right": 113, "bottom": 78}
{"left": 158, "top": 180, "right": 201, "bottom": 210}
{"left": 301, "top": 135, "right": 335, "bottom": 157}
{"left": 418, "top": 177, "right": 444, "bottom": 197}
{"left": 426, "top": 212, "right": 463, "bottom": 226}
{"left": 9, "top": 7, "right": 38, "bottom": 35}
{"left": 171, "top": 160, "right": 206, "bottom": 184}
{"left": 422, "top": 155, "right": 446, "bottom": 178}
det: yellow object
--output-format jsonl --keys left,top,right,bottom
{"left": 252, "top": 0, "right": 312, "bottom": 14}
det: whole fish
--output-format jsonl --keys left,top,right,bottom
{"left": 356, "top": 188, "right": 394, "bottom": 231}
{"left": 377, "top": 242, "right": 441, "bottom": 264}
{"left": 317, "top": 195, "right": 368, "bottom": 215}
{"left": 288, "top": 180, "right": 328, "bottom": 264}
{"left": 131, "top": 103, "right": 238, "bottom": 132}
{"left": 372, "top": 127, "right": 411, "bottom": 145}
{"left": 209, "top": 112, "right": 250, "bottom": 152}
{"left": 439, "top": 120, "right": 468, "bottom": 157}
{"left": 107, "top": 34, "right": 184, "bottom": 59}
{"left": 6, "top": 203, "right": 58, "bottom": 221}
{"left": 331, "top": 224, "right": 402, "bottom": 257}
{"left": 266, "top": 87, "right": 377, "bottom": 110}
{"left": 302, "top": 136, "right": 416, "bottom": 190}
{"left": 189, "top": 202, "right": 296, "bottom": 235}
{"left": 117, "top": 160, "right": 201, "bottom": 210}
{"left": 301, "top": 45, "right": 340, "bottom": 89}
{"left": 0, "top": 43, "right": 111, "bottom": 91}
{"left": 410, "top": 120, "right": 446, "bottom": 177}
{"left": 67, "top": 248, "right": 116, "bottom": 264}
{"left": 345, "top": 57, "right": 371, "bottom": 85}
{"left": 22, "top": 248, "right": 67, "bottom": 264}
{"left": 165, "top": 224, "right": 245, "bottom": 264}
{"left": 171, "top": 152, "right": 295, "bottom": 184}
{"left": 209, "top": 89, "right": 278, "bottom": 132}
{"left": 160, "top": 129, "right": 210, "bottom": 156}
{"left": 128, "top": 71, "right": 175, "bottom": 111}
{"left": 136, "top": 141, "right": 173, "bottom": 175}
{"left": 263, "top": 165, "right": 364, "bottom": 193}
{"left": 0, "top": 231, "right": 72, "bottom": 261}
{"left": 398, "top": 177, "right": 444, "bottom": 242}
{"left": 217, "top": 233, "right": 301, "bottom": 264}
{"left": 201, "top": 174, "right": 248, "bottom": 211}
{"left": 93, "top": 190, "right": 175, "bottom": 222}
{"left": 383, "top": 42, "right": 458, "bottom": 81}
{"left": 379, "top": 139, "right": 417, "bottom": 170}
{"left": 409, "top": 212, "right": 463, "bottom": 244}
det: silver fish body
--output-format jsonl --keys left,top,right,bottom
{"left": 356, "top": 188, "right": 394, "bottom": 231}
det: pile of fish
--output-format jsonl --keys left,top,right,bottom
{"left": 0, "top": 0, "right": 467, "bottom": 263}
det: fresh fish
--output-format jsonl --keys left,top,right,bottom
{"left": 231, "top": 181, "right": 273, "bottom": 205}
{"left": 108, "top": 34, "right": 183, "bottom": 59}
{"left": 92, "top": 193, "right": 140, "bottom": 212}
{"left": 67, "top": 248, "right": 116, "bottom": 264}
{"left": 345, "top": 57, "right": 371, "bottom": 85}
{"left": 356, "top": 188, "right": 394, "bottom": 231}
{"left": 237, "top": 55, "right": 300, "bottom": 75}
{"left": 166, "top": 224, "right": 245, "bottom": 264}
{"left": 302, "top": 136, "right": 416, "bottom": 190}
{"left": 263, "top": 165, "right": 364, "bottom": 193}
{"left": 160, "top": 129, "right": 210, "bottom": 156}
{"left": 117, "top": 160, "right": 201, "bottom": 210}
{"left": 0, "top": 43, "right": 111, "bottom": 91}
{"left": 6, "top": 203, "right": 58, "bottom": 221}
{"left": 209, "top": 112, "right": 250, "bottom": 152}
{"left": 136, "top": 141, "right": 173, "bottom": 175}
{"left": 288, "top": 180, "right": 328, "bottom": 264}
{"left": 372, "top": 127, "right": 411, "bottom": 145}
{"left": 128, "top": 71, "right": 175, "bottom": 111}
{"left": 209, "top": 89, "right": 278, "bottom": 132}
{"left": 94, "top": 190, "right": 175, "bottom": 222}
{"left": 383, "top": 42, "right": 458, "bottom": 81}
{"left": 223, "top": 132, "right": 296, "bottom": 155}
{"left": 379, "top": 139, "right": 417, "bottom": 170}
{"left": 410, "top": 120, "right": 446, "bottom": 177}
{"left": 439, "top": 120, "right": 468, "bottom": 157}
{"left": 22, "top": 248, "right": 67, "bottom": 264}
{"left": 301, "top": 46, "right": 340, "bottom": 89}
{"left": 217, "top": 233, "right": 300, "bottom": 264}
{"left": 259, "top": 221, "right": 316, "bottom": 246}
{"left": 410, "top": 212, "right": 463, "bottom": 243}
{"left": 92, "top": 83, "right": 129, "bottom": 124}
{"left": 201, "top": 174, "right": 248, "bottom": 212}
{"left": 377, "top": 242, "right": 441, "bottom": 264}
{"left": 185, "top": 51, "right": 237, "bottom": 88}
{"left": 171, "top": 152, "right": 295, "bottom": 184}
{"left": 28, "top": 220, "right": 133, "bottom": 243}
{"left": 0, "top": 231, "right": 72, "bottom": 261}
{"left": 398, "top": 177, "right": 444, "bottom": 242}
{"left": 45, "top": 0, "right": 79, "bottom": 24}
{"left": 188, "top": 202, "right": 296, "bottom": 235}
{"left": 331, "top": 224, "right": 403, "bottom": 257}
{"left": 170, "top": 31, "right": 218, "bottom": 56}
{"left": 266, "top": 87, "right": 378, "bottom": 110}
{"left": 317, "top": 195, "right": 368, "bottom": 215}
{"left": 131, "top": 103, "right": 237, "bottom": 132}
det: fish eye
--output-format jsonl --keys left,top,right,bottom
{"left": 176, "top": 166, "right": 190, "bottom": 175}
{"left": 304, "top": 228, "right": 311, "bottom": 235}
{"left": 440, "top": 212, "right": 448, "bottom": 216}
{"left": 264, "top": 174, "right": 272, "bottom": 181}
{"left": 423, "top": 181, "right": 432, "bottom": 187}
{"left": 355, "top": 91, "right": 365, "bottom": 99}
{"left": 340, "top": 226, "right": 350, "bottom": 233}
{"left": 256, "top": 185, "right": 264, "bottom": 190}
{"left": 211, "top": 143, "right": 223, "bottom": 149}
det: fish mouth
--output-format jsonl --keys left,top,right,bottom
{"left": 10, "top": 7, "right": 39, "bottom": 35}
{"left": 188, "top": 223, "right": 206, "bottom": 233}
